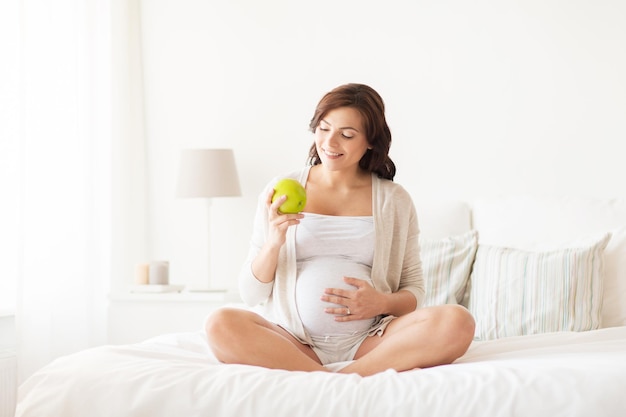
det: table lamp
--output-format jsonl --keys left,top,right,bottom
{"left": 176, "top": 148, "right": 241, "bottom": 291}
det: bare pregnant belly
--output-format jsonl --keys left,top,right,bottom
{"left": 295, "top": 258, "right": 375, "bottom": 337}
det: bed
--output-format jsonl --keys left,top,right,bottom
{"left": 15, "top": 325, "right": 626, "bottom": 417}
{"left": 15, "top": 196, "right": 626, "bottom": 417}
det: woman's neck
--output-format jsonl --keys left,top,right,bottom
{"left": 311, "top": 164, "right": 371, "bottom": 190}
{"left": 305, "top": 165, "right": 373, "bottom": 216}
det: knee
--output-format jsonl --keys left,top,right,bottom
{"left": 205, "top": 307, "right": 250, "bottom": 345}
{"left": 417, "top": 304, "right": 475, "bottom": 362}
{"left": 439, "top": 304, "right": 475, "bottom": 355}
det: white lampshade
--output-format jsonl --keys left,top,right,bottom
{"left": 176, "top": 149, "right": 241, "bottom": 198}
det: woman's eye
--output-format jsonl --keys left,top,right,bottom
{"left": 319, "top": 127, "right": 330, "bottom": 132}
{"left": 341, "top": 133, "right": 353, "bottom": 139}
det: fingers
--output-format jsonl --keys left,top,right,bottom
{"left": 324, "top": 306, "right": 360, "bottom": 322}
{"left": 324, "top": 306, "right": 352, "bottom": 317}
{"left": 343, "top": 276, "right": 367, "bottom": 287}
{"left": 323, "top": 287, "right": 349, "bottom": 299}
{"left": 265, "top": 187, "right": 275, "bottom": 205}
{"left": 322, "top": 278, "right": 376, "bottom": 320}
{"left": 321, "top": 291, "right": 354, "bottom": 320}
{"left": 322, "top": 277, "right": 366, "bottom": 299}
{"left": 266, "top": 188, "right": 283, "bottom": 212}
{"left": 271, "top": 210, "right": 304, "bottom": 227}
{"left": 264, "top": 191, "right": 303, "bottom": 249}
{"left": 267, "top": 190, "right": 303, "bottom": 224}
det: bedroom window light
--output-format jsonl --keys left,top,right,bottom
{"left": 0, "top": 0, "right": 19, "bottom": 314}
{"left": 15, "top": 0, "right": 112, "bottom": 383}
{"left": 0, "top": 141, "right": 19, "bottom": 313}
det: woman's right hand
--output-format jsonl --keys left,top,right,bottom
{"left": 265, "top": 188, "right": 304, "bottom": 249}
{"left": 250, "top": 188, "right": 304, "bottom": 284}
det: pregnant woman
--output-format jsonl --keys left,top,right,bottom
{"left": 205, "top": 83, "right": 475, "bottom": 376}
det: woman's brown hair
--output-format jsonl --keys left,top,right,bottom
{"left": 307, "top": 83, "right": 396, "bottom": 180}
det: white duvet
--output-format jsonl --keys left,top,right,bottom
{"left": 16, "top": 326, "right": 626, "bottom": 417}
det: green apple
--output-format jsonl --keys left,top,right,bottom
{"left": 272, "top": 178, "right": 307, "bottom": 214}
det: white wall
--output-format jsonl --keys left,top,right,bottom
{"left": 125, "top": 0, "right": 626, "bottom": 292}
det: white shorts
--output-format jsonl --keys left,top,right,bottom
{"left": 308, "top": 315, "right": 396, "bottom": 365}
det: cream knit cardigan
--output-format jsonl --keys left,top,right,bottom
{"left": 238, "top": 166, "right": 424, "bottom": 345}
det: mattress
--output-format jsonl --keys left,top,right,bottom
{"left": 16, "top": 326, "right": 626, "bottom": 417}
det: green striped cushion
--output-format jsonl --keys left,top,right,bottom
{"left": 469, "top": 233, "right": 611, "bottom": 340}
{"left": 420, "top": 230, "right": 478, "bottom": 307}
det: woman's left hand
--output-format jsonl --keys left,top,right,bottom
{"left": 322, "top": 277, "right": 387, "bottom": 321}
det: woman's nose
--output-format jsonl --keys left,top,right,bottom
{"left": 324, "top": 130, "right": 340, "bottom": 146}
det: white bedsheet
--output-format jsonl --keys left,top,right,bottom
{"left": 16, "top": 326, "right": 626, "bottom": 417}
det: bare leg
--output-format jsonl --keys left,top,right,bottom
{"left": 205, "top": 307, "right": 328, "bottom": 372}
{"left": 339, "top": 304, "right": 475, "bottom": 376}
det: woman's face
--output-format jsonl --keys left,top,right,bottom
{"left": 314, "top": 107, "right": 370, "bottom": 173}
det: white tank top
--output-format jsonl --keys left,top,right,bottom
{"left": 295, "top": 212, "right": 376, "bottom": 337}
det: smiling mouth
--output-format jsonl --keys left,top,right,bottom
{"left": 322, "top": 148, "right": 343, "bottom": 157}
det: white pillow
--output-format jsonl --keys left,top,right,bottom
{"left": 420, "top": 230, "right": 478, "bottom": 307}
{"left": 602, "top": 226, "right": 626, "bottom": 327}
{"left": 468, "top": 233, "right": 611, "bottom": 341}
{"left": 471, "top": 195, "right": 626, "bottom": 328}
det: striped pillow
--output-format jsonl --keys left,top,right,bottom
{"left": 420, "top": 230, "right": 478, "bottom": 307}
{"left": 468, "top": 233, "right": 611, "bottom": 340}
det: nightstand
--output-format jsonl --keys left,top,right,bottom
{"left": 107, "top": 290, "right": 242, "bottom": 344}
